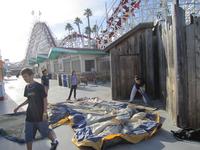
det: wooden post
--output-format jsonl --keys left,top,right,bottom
{"left": 172, "top": 4, "right": 188, "bottom": 127}
{"left": 173, "top": 0, "right": 179, "bottom": 6}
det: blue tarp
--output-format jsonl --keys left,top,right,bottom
{"left": 0, "top": 98, "right": 162, "bottom": 149}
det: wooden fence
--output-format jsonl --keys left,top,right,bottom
{"left": 157, "top": 6, "right": 200, "bottom": 128}
{"left": 186, "top": 17, "right": 200, "bottom": 128}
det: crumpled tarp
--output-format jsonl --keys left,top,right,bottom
{"left": 53, "top": 98, "right": 162, "bottom": 150}
{"left": 0, "top": 112, "right": 26, "bottom": 143}
{"left": 0, "top": 97, "right": 161, "bottom": 149}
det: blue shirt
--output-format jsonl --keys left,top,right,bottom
{"left": 71, "top": 74, "right": 78, "bottom": 85}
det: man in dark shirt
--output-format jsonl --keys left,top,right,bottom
{"left": 41, "top": 69, "right": 49, "bottom": 95}
{"left": 14, "top": 68, "right": 58, "bottom": 150}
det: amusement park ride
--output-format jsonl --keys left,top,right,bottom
{"left": 59, "top": 32, "right": 96, "bottom": 48}
{"left": 96, "top": 0, "right": 200, "bottom": 49}
{"left": 24, "top": 0, "right": 200, "bottom": 66}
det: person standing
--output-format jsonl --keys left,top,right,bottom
{"left": 128, "top": 75, "right": 150, "bottom": 105}
{"left": 67, "top": 70, "right": 78, "bottom": 100}
{"left": 14, "top": 68, "right": 58, "bottom": 150}
{"left": 41, "top": 69, "right": 49, "bottom": 95}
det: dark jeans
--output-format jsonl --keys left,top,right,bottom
{"left": 68, "top": 85, "right": 77, "bottom": 99}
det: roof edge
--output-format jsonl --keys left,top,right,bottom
{"left": 104, "top": 22, "right": 154, "bottom": 51}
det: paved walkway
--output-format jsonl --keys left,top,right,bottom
{"left": 0, "top": 76, "right": 199, "bottom": 150}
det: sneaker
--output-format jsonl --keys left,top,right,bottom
{"left": 50, "top": 140, "right": 58, "bottom": 150}
{"left": 128, "top": 100, "right": 133, "bottom": 103}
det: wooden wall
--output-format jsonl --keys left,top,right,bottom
{"left": 157, "top": 6, "right": 200, "bottom": 128}
{"left": 108, "top": 23, "right": 156, "bottom": 100}
{"left": 156, "top": 18, "right": 177, "bottom": 122}
{"left": 186, "top": 17, "right": 200, "bottom": 128}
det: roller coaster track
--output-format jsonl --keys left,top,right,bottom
{"left": 25, "top": 22, "right": 56, "bottom": 65}
{"left": 96, "top": 0, "right": 200, "bottom": 49}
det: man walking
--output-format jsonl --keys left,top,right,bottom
{"left": 14, "top": 68, "right": 58, "bottom": 150}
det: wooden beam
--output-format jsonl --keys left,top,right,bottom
{"left": 172, "top": 4, "right": 188, "bottom": 127}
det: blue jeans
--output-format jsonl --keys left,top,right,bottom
{"left": 129, "top": 85, "right": 149, "bottom": 104}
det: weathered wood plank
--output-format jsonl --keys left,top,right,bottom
{"left": 165, "top": 21, "right": 177, "bottom": 122}
{"left": 186, "top": 24, "right": 196, "bottom": 127}
{"left": 119, "top": 55, "right": 140, "bottom": 99}
{"left": 145, "top": 29, "right": 155, "bottom": 98}
{"left": 172, "top": 5, "right": 188, "bottom": 127}
{"left": 169, "top": 22, "right": 177, "bottom": 123}
{"left": 195, "top": 18, "right": 200, "bottom": 128}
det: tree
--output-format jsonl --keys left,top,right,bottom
{"left": 74, "top": 17, "right": 82, "bottom": 35}
{"left": 65, "top": 23, "right": 73, "bottom": 35}
{"left": 92, "top": 24, "right": 98, "bottom": 38}
{"left": 84, "top": 8, "right": 92, "bottom": 38}
{"left": 74, "top": 17, "right": 84, "bottom": 46}
{"left": 85, "top": 26, "right": 91, "bottom": 37}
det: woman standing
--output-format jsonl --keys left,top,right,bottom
{"left": 67, "top": 70, "right": 78, "bottom": 100}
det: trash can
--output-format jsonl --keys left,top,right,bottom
{"left": 63, "top": 74, "right": 68, "bottom": 87}
{"left": 0, "top": 82, "right": 5, "bottom": 100}
{"left": 58, "top": 74, "right": 62, "bottom": 86}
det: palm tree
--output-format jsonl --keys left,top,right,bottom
{"left": 74, "top": 17, "right": 82, "bottom": 34}
{"left": 65, "top": 23, "right": 74, "bottom": 47}
{"left": 85, "top": 26, "right": 91, "bottom": 37}
{"left": 74, "top": 17, "right": 84, "bottom": 46}
{"left": 84, "top": 8, "right": 92, "bottom": 38}
{"left": 92, "top": 24, "right": 98, "bottom": 38}
{"left": 65, "top": 23, "right": 73, "bottom": 35}
{"left": 85, "top": 26, "right": 91, "bottom": 47}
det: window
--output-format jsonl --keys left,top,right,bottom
{"left": 85, "top": 60, "right": 95, "bottom": 72}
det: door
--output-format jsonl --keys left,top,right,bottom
{"left": 120, "top": 55, "right": 141, "bottom": 99}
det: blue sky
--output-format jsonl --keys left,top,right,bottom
{"left": 0, "top": 0, "right": 113, "bottom": 62}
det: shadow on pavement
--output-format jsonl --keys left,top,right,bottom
{"left": 106, "top": 129, "right": 178, "bottom": 150}
{"left": 77, "top": 128, "right": 178, "bottom": 150}
{"left": 77, "top": 86, "right": 96, "bottom": 92}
